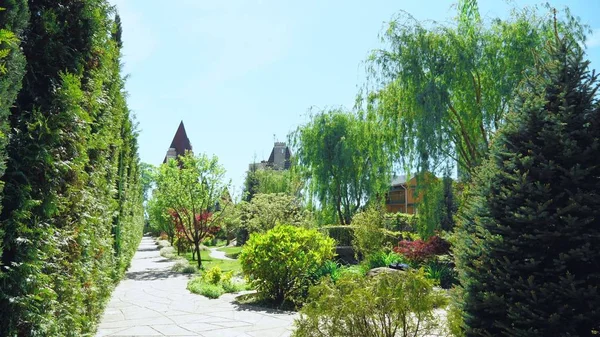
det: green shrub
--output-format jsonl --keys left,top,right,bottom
{"left": 175, "top": 236, "right": 193, "bottom": 254}
{"left": 157, "top": 239, "right": 171, "bottom": 249}
{"left": 187, "top": 279, "right": 224, "bottom": 299}
{"left": 320, "top": 225, "right": 354, "bottom": 246}
{"left": 424, "top": 260, "right": 457, "bottom": 289}
{"left": 172, "top": 260, "right": 198, "bottom": 274}
{"left": 203, "top": 266, "right": 233, "bottom": 285}
{"left": 339, "top": 265, "right": 368, "bottom": 278}
{"left": 383, "top": 213, "right": 418, "bottom": 231}
{"left": 159, "top": 246, "right": 176, "bottom": 259}
{"left": 362, "top": 251, "right": 406, "bottom": 270}
{"left": 240, "top": 225, "right": 335, "bottom": 305}
{"left": 293, "top": 269, "right": 447, "bottom": 337}
{"left": 310, "top": 260, "right": 342, "bottom": 283}
{"left": 187, "top": 268, "right": 245, "bottom": 299}
{"left": 352, "top": 207, "right": 386, "bottom": 258}
{"left": 222, "top": 280, "right": 245, "bottom": 293}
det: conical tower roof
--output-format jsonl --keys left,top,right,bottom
{"left": 163, "top": 121, "right": 192, "bottom": 163}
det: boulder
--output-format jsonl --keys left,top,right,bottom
{"left": 366, "top": 267, "right": 406, "bottom": 278}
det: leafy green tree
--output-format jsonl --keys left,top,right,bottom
{"left": 153, "top": 153, "right": 228, "bottom": 268}
{"left": 454, "top": 30, "right": 600, "bottom": 336}
{"left": 238, "top": 193, "right": 311, "bottom": 244}
{"left": 139, "top": 162, "right": 156, "bottom": 203}
{"left": 292, "top": 108, "right": 391, "bottom": 225}
{"left": 255, "top": 168, "right": 302, "bottom": 195}
{"left": 147, "top": 189, "right": 176, "bottom": 242}
{"left": 217, "top": 201, "right": 241, "bottom": 245}
{"left": 242, "top": 166, "right": 302, "bottom": 201}
{"left": 364, "top": 0, "right": 588, "bottom": 178}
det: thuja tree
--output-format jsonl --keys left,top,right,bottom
{"left": 453, "top": 30, "right": 600, "bottom": 336}
{"left": 0, "top": 0, "right": 27, "bottom": 209}
{"left": 292, "top": 108, "right": 391, "bottom": 225}
{"left": 153, "top": 153, "right": 228, "bottom": 268}
{"left": 364, "top": 0, "right": 588, "bottom": 178}
{"left": 0, "top": 1, "right": 144, "bottom": 335}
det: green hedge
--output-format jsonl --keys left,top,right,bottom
{"left": 0, "top": 2, "right": 143, "bottom": 335}
{"left": 320, "top": 225, "right": 354, "bottom": 246}
{"left": 383, "top": 213, "right": 418, "bottom": 232}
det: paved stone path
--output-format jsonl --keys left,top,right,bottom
{"left": 96, "top": 237, "right": 297, "bottom": 337}
{"left": 209, "top": 247, "right": 234, "bottom": 261}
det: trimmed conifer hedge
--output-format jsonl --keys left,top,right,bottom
{"left": 0, "top": 1, "right": 144, "bottom": 335}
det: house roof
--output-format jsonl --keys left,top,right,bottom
{"left": 163, "top": 121, "right": 192, "bottom": 163}
{"left": 266, "top": 143, "right": 292, "bottom": 169}
{"left": 390, "top": 175, "right": 407, "bottom": 186}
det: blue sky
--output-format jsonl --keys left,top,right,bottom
{"left": 108, "top": 0, "right": 600, "bottom": 197}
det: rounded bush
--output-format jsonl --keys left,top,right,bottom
{"left": 240, "top": 224, "right": 335, "bottom": 305}
{"left": 293, "top": 269, "right": 447, "bottom": 337}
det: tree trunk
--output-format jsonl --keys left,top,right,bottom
{"left": 195, "top": 241, "right": 203, "bottom": 268}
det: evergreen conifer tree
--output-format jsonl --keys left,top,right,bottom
{"left": 0, "top": 0, "right": 27, "bottom": 206}
{"left": 454, "top": 27, "right": 600, "bottom": 336}
{"left": 0, "top": 1, "right": 144, "bottom": 335}
{"left": 439, "top": 174, "right": 457, "bottom": 231}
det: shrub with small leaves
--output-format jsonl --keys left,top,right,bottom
{"left": 159, "top": 246, "right": 176, "bottom": 259}
{"left": 187, "top": 267, "right": 244, "bottom": 299}
{"left": 240, "top": 225, "right": 335, "bottom": 305}
{"left": 310, "top": 260, "right": 342, "bottom": 283}
{"left": 394, "top": 235, "right": 449, "bottom": 264}
{"left": 293, "top": 269, "right": 447, "bottom": 337}
{"left": 363, "top": 250, "right": 406, "bottom": 270}
{"left": 172, "top": 260, "right": 197, "bottom": 274}
{"left": 187, "top": 279, "right": 224, "bottom": 299}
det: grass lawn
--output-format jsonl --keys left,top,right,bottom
{"left": 217, "top": 246, "right": 243, "bottom": 259}
{"left": 184, "top": 249, "right": 242, "bottom": 274}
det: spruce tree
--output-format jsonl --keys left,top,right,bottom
{"left": 454, "top": 29, "right": 600, "bottom": 336}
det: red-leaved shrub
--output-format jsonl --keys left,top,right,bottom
{"left": 394, "top": 235, "right": 450, "bottom": 264}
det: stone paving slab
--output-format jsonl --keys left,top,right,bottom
{"left": 96, "top": 237, "right": 297, "bottom": 337}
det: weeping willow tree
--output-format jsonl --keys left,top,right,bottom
{"left": 361, "top": 1, "right": 588, "bottom": 235}
{"left": 364, "top": 0, "right": 588, "bottom": 179}
{"left": 292, "top": 108, "right": 391, "bottom": 225}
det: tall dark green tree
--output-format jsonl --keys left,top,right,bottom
{"left": 453, "top": 28, "right": 600, "bottom": 336}
{"left": 0, "top": 0, "right": 27, "bottom": 208}
{"left": 242, "top": 164, "right": 260, "bottom": 202}
{"left": 0, "top": 1, "right": 144, "bottom": 335}
{"left": 439, "top": 174, "right": 457, "bottom": 232}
